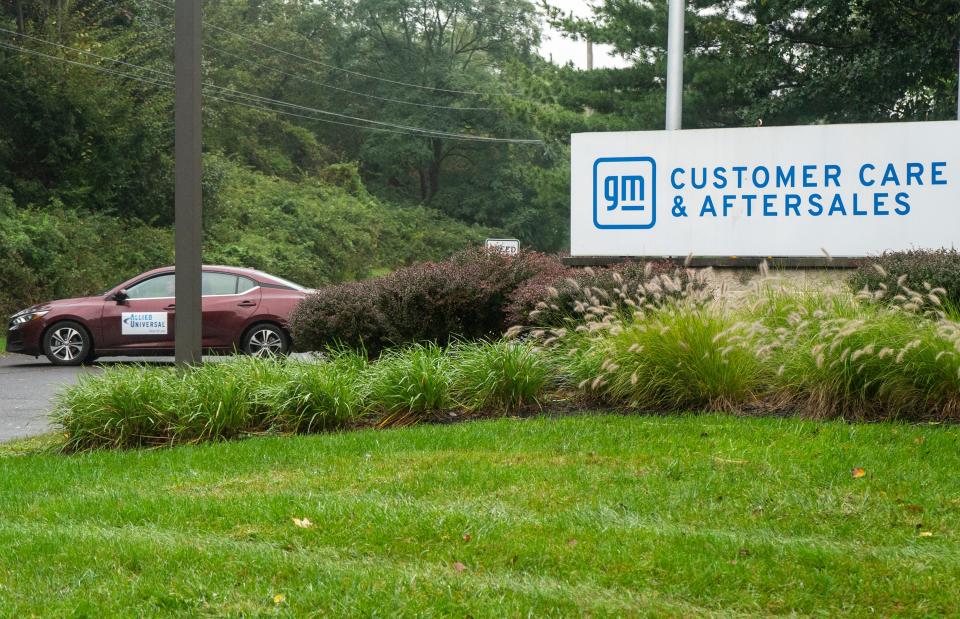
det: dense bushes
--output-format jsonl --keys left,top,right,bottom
{"left": 291, "top": 248, "right": 565, "bottom": 356}
{"left": 504, "top": 260, "right": 699, "bottom": 327}
{"left": 0, "top": 189, "right": 174, "bottom": 318}
{"left": 850, "top": 249, "right": 960, "bottom": 311}
{"left": 531, "top": 273, "right": 960, "bottom": 421}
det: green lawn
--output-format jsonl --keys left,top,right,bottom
{"left": 2, "top": 414, "right": 959, "bottom": 616}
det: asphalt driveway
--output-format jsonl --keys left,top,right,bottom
{"left": 0, "top": 354, "right": 183, "bottom": 442}
{"left": 0, "top": 354, "right": 102, "bottom": 441}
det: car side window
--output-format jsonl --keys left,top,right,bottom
{"left": 202, "top": 273, "right": 239, "bottom": 296}
{"left": 125, "top": 274, "right": 176, "bottom": 299}
{"left": 236, "top": 276, "right": 257, "bottom": 294}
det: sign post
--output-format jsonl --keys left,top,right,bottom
{"left": 174, "top": 0, "right": 202, "bottom": 366}
{"left": 665, "top": 0, "right": 684, "bottom": 130}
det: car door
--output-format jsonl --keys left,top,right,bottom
{"left": 201, "top": 272, "right": 261, "bottom": 349}
{"left": 99, "top": 273, "right": 177, "bottom": 351}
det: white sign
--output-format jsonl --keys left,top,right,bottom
{"left": 571, "top": 121, "right": 960, "bottom": 257}
{"left": 121, "top": 312, "right": 168, "bottom": 335}
{"left": 485, "top": 238, "right": 520, "bottom": 254}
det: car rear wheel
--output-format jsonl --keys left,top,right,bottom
{"left": 242, "top": 323, "right": 289, "bottom": 357}
{"left": 43, "top": 321, "right": 92, "bottom": 366}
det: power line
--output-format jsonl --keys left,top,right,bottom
{"left": 204, "top": 42, "right": 496, "bottom": 112}
{"left": 140, "top": 0, "right": 525, "bottom": 99}
{"left": 136, "top": 16, "right": 496, "bottom": 112}
{"left": 0, "top": 39, "right": 417, "bottom": 138}
{"left": 0, "top": 37, "right": 542, "bottom": 144}
{"left": 0, "top": 40, "right": 175, "bottom": 90}
{"left": 0, "top": 28, "right": 536, "bottom": 142}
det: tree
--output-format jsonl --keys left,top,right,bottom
{"left": 547, "top": 0, "right": 960, "bottom": 128}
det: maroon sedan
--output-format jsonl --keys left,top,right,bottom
{"left": 5, "top": 266, "right": 311, "bottom": 365}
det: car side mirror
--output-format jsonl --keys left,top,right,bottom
{"left": 113, "top": 289, "right": 129, "bottom": 303}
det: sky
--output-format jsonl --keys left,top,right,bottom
{"left": 538, "top": 0, "right": 631, "bottom": 70}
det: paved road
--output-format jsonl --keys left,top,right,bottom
{"left": 0, "top": 354, "right": 186, "bottom": 442}
{"left": 0, "top": 354, "right": 99, "bottom": 441}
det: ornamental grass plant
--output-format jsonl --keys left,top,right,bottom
{"left": 261, "top": 351, "right": 367, "bottom": 433}
{"left": 54, "top": 364, "right": 179, "bottom": 451}
{"left": 743, "top": 281, "right": 960, "bottom": 420}
{"left": 448, "top": 340, "right": 550, "bottom": 413}
{"left": 364, "top": 343, "right": 452, "bottom": 425}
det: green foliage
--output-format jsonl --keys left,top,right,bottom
{"left": 549, "top": 0, "right": 960, "bottom": 128}
{"left": 505, "top": 260, "right": 696, "bottom": 327}
{"left": 449, "top": 340, "right": 549, "bottom": 412}
{"left": 203, "top": 156, "right": 493, "bottom": 287}
{"left": 850, "top": 249, "right": 960, "bottom": 311}
{"left": 0, "top": 187, "right": 174, "bottom": 317}
{"left": 263, "top": 353, "right": 367, "bottom": 433}
{"left": 748, "top": 287, "right": 960, "bottom": 420}
{"left": 364, "top": 343, "right": 452, "bottom": 421}
{"left": 563, "top": 304, "right": 766, "bottom": 411}
{"left": 54, "top": 365, "right": 179, "bottom": 451}
{"left": 291, "top": 248, "right": 565, "bottom": 355}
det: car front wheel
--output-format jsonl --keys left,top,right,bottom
{"left": 43, "top": 321, "right": 93, "bottom": 366}
{"left": 241, "top": 323, "right": 289, "bottom": 357}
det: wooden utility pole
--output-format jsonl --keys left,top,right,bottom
{"left": 174, "top": 0, "right": 202, "bottom": 365}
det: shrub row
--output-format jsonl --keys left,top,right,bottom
{"left": 290, "top": 248, "right": 697, "bottom": 355}
{"left": 290, "top": 247, "right": 567, "bottom": 356}
{"left": 54, "top": 340, "right": 549, "bottom": 451}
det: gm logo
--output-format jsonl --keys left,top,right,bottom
{"left": 593, "top": 157, "right": 656, "bottom": 229}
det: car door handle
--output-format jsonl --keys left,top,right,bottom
{"left": 164, "top": 304, "right": 176, "bottom": 310}
{"left": 237, "top": 300, "right": 257, "bottom": 307}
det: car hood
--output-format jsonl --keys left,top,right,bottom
{"left": 13, "top": 295, "right": 102, "bottom": 316}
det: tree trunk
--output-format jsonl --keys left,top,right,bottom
{"left": 418, "top": 168, "right": 428, "bottom": 203}
{"left": 425, "top": 138, "right": 443, "bottom": 204}
{"left": 16, "top": 0, "right": 25, "bottom": 34}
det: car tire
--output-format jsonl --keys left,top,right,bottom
{"left": 241, "top": 323, "right": 289, "bottom": 357}
{"left": 43, "top": 321, "right": 93, "bottom": 366}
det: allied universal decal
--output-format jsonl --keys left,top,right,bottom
{"left": 121, "top": 312, "right": 168, "bottom": 336}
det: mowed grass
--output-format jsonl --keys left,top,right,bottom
{"left": 2, "top": 415, "right": 959, "bottom": 617}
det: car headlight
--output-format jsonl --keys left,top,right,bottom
{"left": 9, "top": 310, "right": 48, "bottom": 330}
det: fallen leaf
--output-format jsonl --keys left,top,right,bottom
{"left": 462, "top": 534, "right": 472, "bottom": 542}
{"left": 452, "top": 562, "right": 466, "bottom": 572}
{"left": 714, "top": 456, "right": 748, "bottom": 465}
{"left": 851, "top": 467, "right": 866, "bottom": 479}
{"left": 292, "top": 517, "right": 313, "bottom": 529}
{"left": 903, "top": 504, "right": 924, "bottom": 513}
{"left": 273, "top": 594, "right": 285, "bottom": 605}
{"left": 919, "top": 531, "right": 934, "bottom": 537}
{"left": 914, "top": 436, "right": 925, "bottom": 445}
